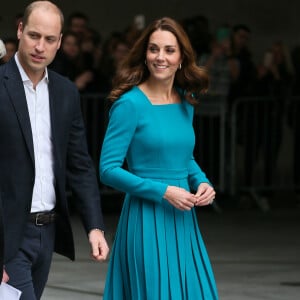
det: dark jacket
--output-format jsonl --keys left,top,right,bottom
{"left": 0, "top": 193, "right": 3, "bottom": 276}
{"left": 0, "top": 58, "right": 104, "bottom": 262}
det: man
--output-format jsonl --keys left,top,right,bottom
{"left": 0, "top": 1, "right": 109, "bottom": 299}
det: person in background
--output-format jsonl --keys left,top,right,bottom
{"left": 100, "top": 17, "right": 218, "bottom": 299}
{"left": 66, "top": 11, "right": 90, "bottom": 44}
{"left": 49, "top": 30, "right": 97, "bottom": 93}
{"left": 227, "top": 24, "right": 258, "bottom": 199}
{"left": 257, "top": 41, "right": 294, "bottom": 98}
{"left": 98, "top": 34, "right": 129, "bottom": 92}
{"left": 228, "top": 24, "right": 257, "bottom": 107}
{"left": 181, "top": 15, "right": 212, "bottom": 59}
{"left": 81, "top": 27, "right": 103, "bottom": 70}
{"left": 255, "top": 41, "right": 294, "bottom": 192}
{"left": 0, "top": 2, "right": 109, "bottom": 299}
{"left": 199, "top": 26, "right": 239, "bottom": 97}
{"left": 0, "top": 38, "right": 18, "bottom": 65}
{"left": 197, "top": 26, "right": 239, "bottom": 187}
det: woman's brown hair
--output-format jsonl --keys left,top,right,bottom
{"left": 108, "top": 17, "right": 209, "bottom": 104}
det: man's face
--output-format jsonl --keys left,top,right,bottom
{"left": 17, "top": 8, "right": 62, "bottom": 79}
{"left": 70, "top": 17, "right": 87, "bottom": 36}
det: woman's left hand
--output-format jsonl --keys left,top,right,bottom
{"left": 194, "top": 183, "right": 216, "bottom": 206}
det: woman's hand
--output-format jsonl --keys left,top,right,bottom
{"left": 164, "top": 186, "right": 197, "bottom": 211}
{"left": 194, "top": 183, "right": 216, "bottom": 206}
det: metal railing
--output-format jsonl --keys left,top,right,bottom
{"left": 229, "top": 96, "right": 300, "bottom": 210}
{"left": 194, "top": 95, "right": 227, "bottom": 193}
{"left": 80, "top": 93, "right": 110, "bottom": 166}
{"left": 80, "top": 93, "right": 300, "bottom": 211}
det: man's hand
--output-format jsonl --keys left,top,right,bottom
{"left": 88, "top": 229, "right": 109, "bottom": 261}
{"left": 2, "top": 268, "right": 9, "bottom": 283}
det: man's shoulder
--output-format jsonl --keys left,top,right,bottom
{"left": 47, "top": 68, "right": 78, "bottom": 92}
{"left": 0, "top": 61, "right": 11, "bottom": 77}
{"left": 0, "top": 60, "right": 19, "bottom": 84}
{"left": 48, "top": 69, "right": 73, "bottom": 85}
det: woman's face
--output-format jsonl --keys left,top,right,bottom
{"left": 145, "top": 29, "right": 182, "bottom": 82}
{"left": 113, "top": 42, "right": 129, "bottom": 66}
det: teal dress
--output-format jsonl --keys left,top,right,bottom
{"left": 100, "top": 86, "right": 219, "bottom": 300}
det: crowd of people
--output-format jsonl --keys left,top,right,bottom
{"left": 2, "top": 13, "right": 298, "bottom": 188}
{"left": 1, "top": 0, "right": 219, "bottom": 299}
{"left": 0, "top": 2, "right": 299, "bottom": 299}
{"left": 1, "top": 12, "right": 299, "bottom": 101}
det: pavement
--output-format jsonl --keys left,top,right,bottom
{"left": 43, "top": 197, "right": 300, "bottom": 300}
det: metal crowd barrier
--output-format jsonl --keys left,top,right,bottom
{"left": 80, "top": 93, "right": 121, "bottom": 201}
{"left": 80, "top": 93, "right": 228, "bottom": 207}
{"left": 229, "top": 96, "right": 300, "bottom": 211}
{"left": 194, "top": 95, "right": 227, "bottom": 194}
{"left": 80, "top": 93, "right": 110, "bottom": 166}
{"left": 80, "top": 93, "right": 300, "bottom": 211}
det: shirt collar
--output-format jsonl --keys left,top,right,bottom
{"left": 14, "top": 52, "right": 49, "bottom": 84}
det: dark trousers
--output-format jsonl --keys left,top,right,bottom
{"left": 5, "top": 221, "right": 55, "bottom": 300}
{"left": 0, "top": 198, "right": 4, "bottom": 271}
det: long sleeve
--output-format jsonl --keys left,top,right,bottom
{"left": 65, "top": 88, "right": 104, "bottom": 232}
{"left": 188, "top": 157, "right": 211, "bottom": 191}
{"left": 100, "top": 98, "right": 168, "bottom": 203}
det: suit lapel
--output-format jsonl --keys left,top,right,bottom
{"left": 48, "top": 72, "right": 62, "bottom": 169}
{"left": 4, "top": 59, "right": 35, "bottom": 165}
{"left": 48, "top": 73, "right": 58, "bottom": 143}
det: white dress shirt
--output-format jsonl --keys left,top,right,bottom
{"left": 15, "top": 53, "right": 56, "bottom": 212}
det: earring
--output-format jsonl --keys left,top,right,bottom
{"left": 179, "top": 63, "right": 182, "bottom": 70}
{"left": 144, "top": 60, "right": 147, "bottom": 65}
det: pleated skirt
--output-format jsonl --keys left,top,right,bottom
{"left": 103, "top": 178, "right": 219, "bottom": 300}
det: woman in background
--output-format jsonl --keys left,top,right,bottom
{"left": 100, "top": 17, "right": 219, "bottom": 300}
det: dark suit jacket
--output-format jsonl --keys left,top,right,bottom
{"left": 0, "top": 193, "right": 3, "bottom": 274}
{"left": 0, "top": 58, "right": 104, "bottom": 262}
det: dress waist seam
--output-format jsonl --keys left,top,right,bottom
{"left": 130, "top": 167, "right": 188, "bottom": 179}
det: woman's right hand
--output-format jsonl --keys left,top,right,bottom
{"left": 163, "top": 186, "right": 197, "bottom": 211}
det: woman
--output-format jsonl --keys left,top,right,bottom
{"left": 100, "top": 17, "right": 219, "bottom": 300}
